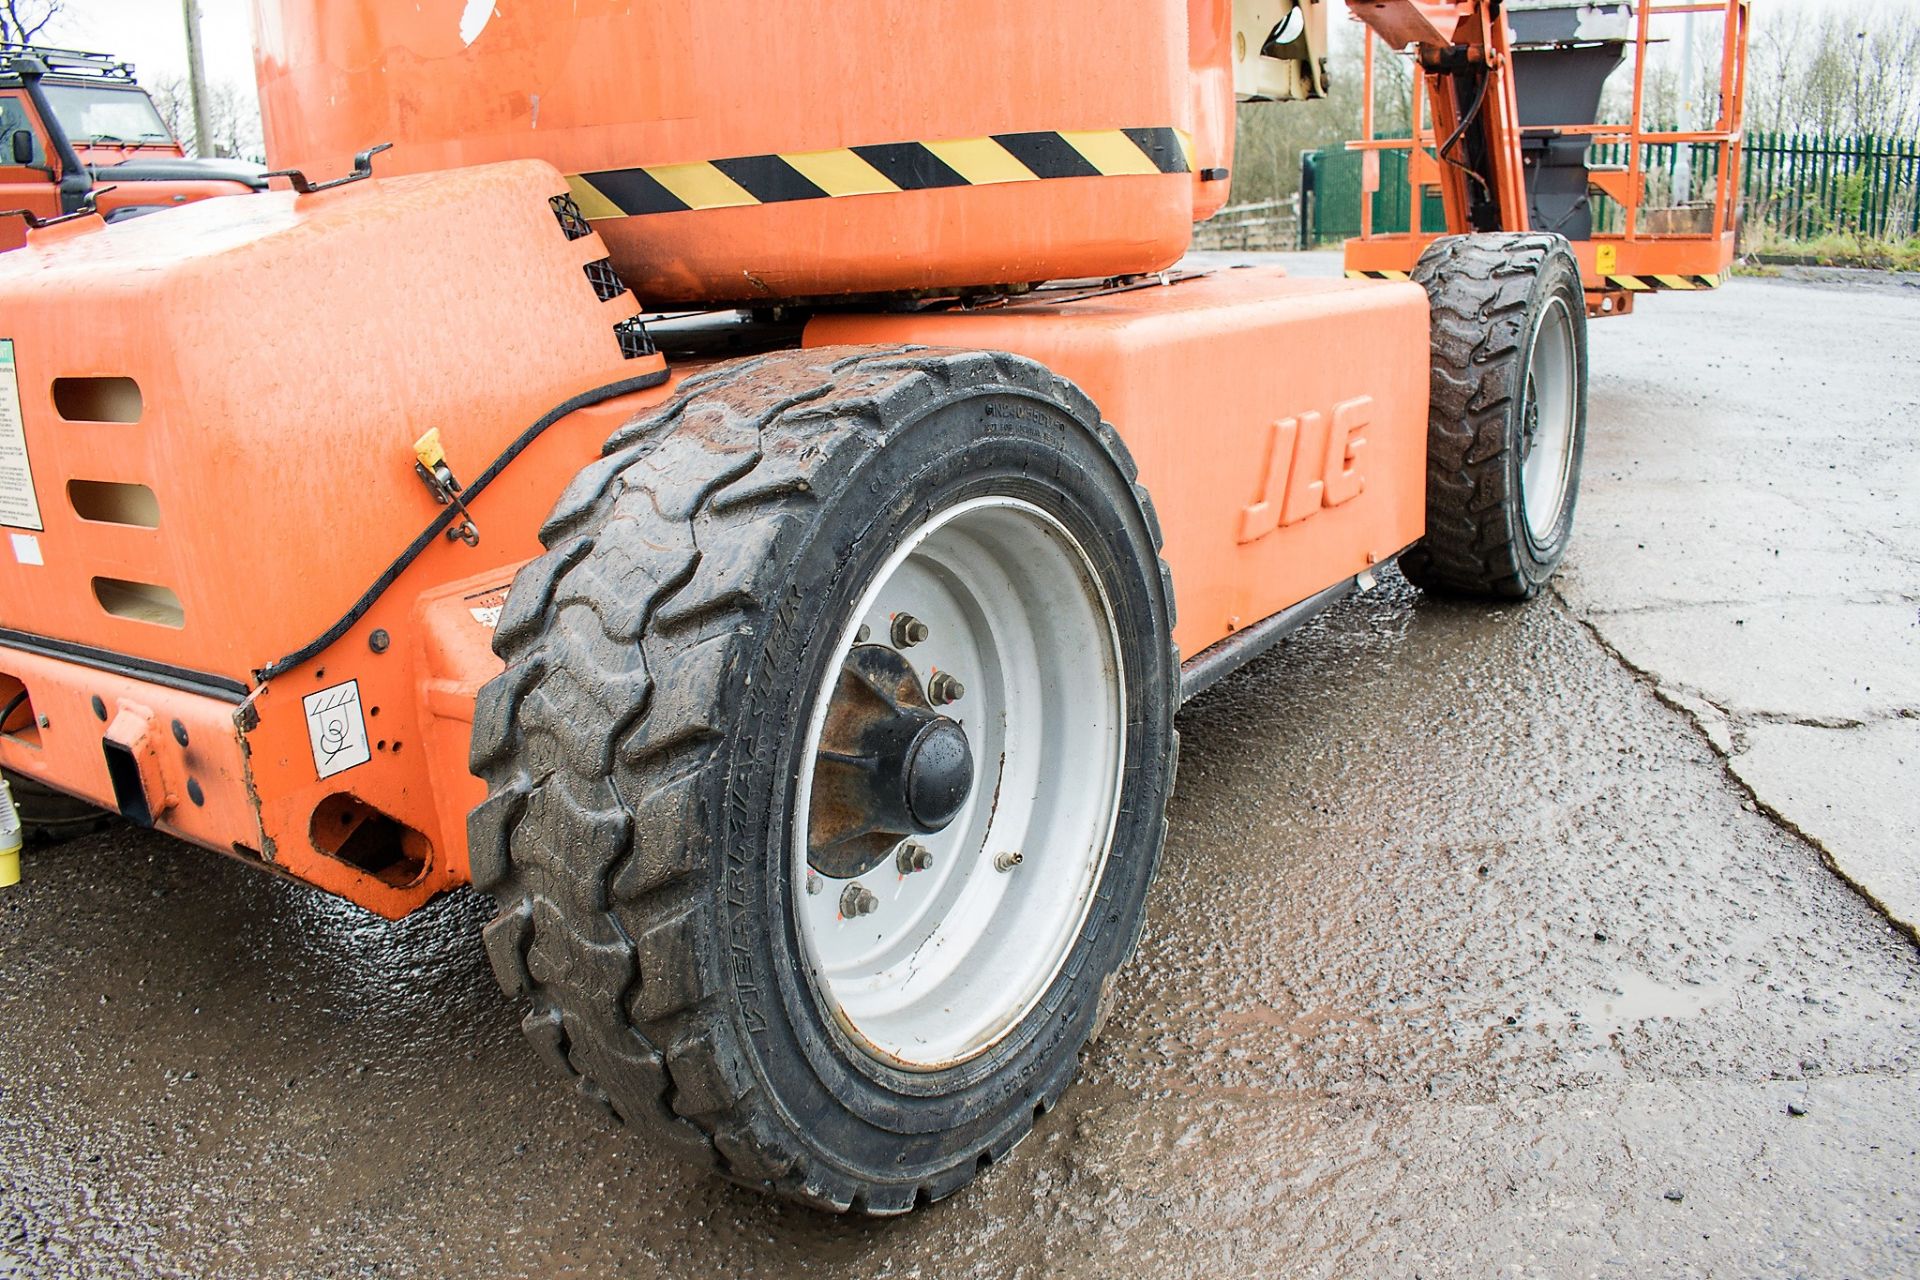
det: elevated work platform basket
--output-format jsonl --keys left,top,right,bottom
{"left": 1342, "top": 1, "right": 1750, "bottom": 316}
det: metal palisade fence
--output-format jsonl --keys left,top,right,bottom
{"left": 1592, "top": 132, "right": 1920, "bottom": 241}
{"left": 1299, "top": 132, "right": 1920, "bottom": 244}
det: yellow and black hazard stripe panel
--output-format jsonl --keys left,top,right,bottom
{"left": 1346, "top": 268, "right": 1730, "bottom": 292}
{"left": 567, "top": 127, "right": 1194, "bottom": 218}
{"left": 1601, "top": 272, "right": 1729, "bottom": 292}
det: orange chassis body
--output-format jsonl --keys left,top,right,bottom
{"left": 0, "top": 160, "right": 1429, "bottom": 918}
{"left": 4, "top": 1, "right": 1557, "bottom": 918}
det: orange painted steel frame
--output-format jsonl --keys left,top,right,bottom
{"left": 0, "top": 164, "right": 673, "bottom": 917}
{"left": 0, "top": 180, "right": 1427, "bottom": 919}
{"left": 1, "top": 174, "right": 254, "bottom": 253}
{"left": 1, "top": 1, "right": 1438, "bottom": 920}
{"left": 1342, "top": 1, "right": 1751, "bottom": 304}
{"left": 251, "top": 0, "right": 1241, "bottom": 305}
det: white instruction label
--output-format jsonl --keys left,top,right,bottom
{"left": 303, "top": 680, "right": 373, "bottom": 780}
{"left": 466, "top": 582, "right": 511, "bottom": 630}
{"left": 10, "top": 532, "right": 41, "bottom": 565}
{"left": 0, "top": 339, "right": 44, "bottom": 532}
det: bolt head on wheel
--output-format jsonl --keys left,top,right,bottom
{"left": 805, "top": 642, "right": 976, "bottom": 880}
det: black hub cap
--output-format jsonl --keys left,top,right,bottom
{"left": 903, "top": 718, "right": 972, "bottom": 830}
{"left": 807, "top": 644, "right": 976, "bottom": 879}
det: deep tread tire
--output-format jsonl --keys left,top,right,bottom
{"left": 1400, "top": 232, "right": 1589, "bottom": 599}
{"left": 469, "top": 346, "right": 1179, "bottom": 1213}
{"left": 3, "top": 769, "right": 113, "bottom": 844}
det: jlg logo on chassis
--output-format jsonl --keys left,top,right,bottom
{"left": 1238, "top": 396, "right": 1371, "bottom": 543}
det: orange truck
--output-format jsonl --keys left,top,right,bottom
{"left": 0, "top": 44, "right": 266, "bottom": 252}
{"left": 0, "top": 0, "right": 1744, "bottom": 1212}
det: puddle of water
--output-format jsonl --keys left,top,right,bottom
{"left": 1587, "top": 971, "right": 1727, "bottom": 1037}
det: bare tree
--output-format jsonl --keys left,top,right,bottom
{"left": 1225, "top": 2, "right": 1920, "bottom": 245}
{"left": 1594, "top": 3, "right": 1919, "bottom": 140}
{"left": 1228, "top": 32, "right": 1413, "bottom": 210}
{"left": 0, "top": 0, "right": 61, "bottom": 44}
{"left": 1700, "top": 3, "right": 1920, "bottom": 139}
{"left": 1745, "top": 8, "right": 1811, "bottom": 137}
{"left": 146, "top": 71, "right": 263, "bottom": 162}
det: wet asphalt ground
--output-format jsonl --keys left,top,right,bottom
{"left": 2, "top": 259, "right": 1916, "bottom": 1278}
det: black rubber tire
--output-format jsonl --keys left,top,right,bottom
{"left": 468, "top": 346, "right": 1179, "bottom": 1213}
{"left": 1399, "top": 232, "right": 1589, "bottom": 599}
{"left": 2, "top": 769, "right": 113, "bottom": 844}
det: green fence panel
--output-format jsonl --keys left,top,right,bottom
{"left": 1305, "top": 146, "right": 1445, "bottom": 243}
{"left": 1307, "top": 132, "right": 1920, "bottom": 244}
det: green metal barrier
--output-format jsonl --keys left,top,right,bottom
{"left": 1301, "top": 145, "right": 1444, "bottom": 245}
{"left": 1303, "top": 133, "right": 1920, "bottom": 247}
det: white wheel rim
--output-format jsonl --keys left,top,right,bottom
{"left": 1521, "top": 294, "right": 1577, "bottom": 544}
{"left": 791, "top": 497, "right": 1127, "bottom": 1071}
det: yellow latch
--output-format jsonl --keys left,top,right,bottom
{"left": 413, "top": 427, "right": 448, "bottom": 472}
{"left": 411, "top": 428, "right": 479, "bottom": 546}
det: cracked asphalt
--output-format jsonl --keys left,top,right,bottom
{"left": 1561, "top": 265, "right": 1920, "bottom": 939}
{"left": 1, "top": 258, "right": 1915, "bottom": 1278}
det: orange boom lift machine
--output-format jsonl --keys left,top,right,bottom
{"left": 0, "top": 1, "right": 1745, "bottom": 1211}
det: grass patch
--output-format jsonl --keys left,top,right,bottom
{"left": 1744, "top": 226, "right": 1920, "bottom": 272}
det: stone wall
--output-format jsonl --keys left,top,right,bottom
{"left": 1192, "top": 200, "right": 1299, "bottom": 253}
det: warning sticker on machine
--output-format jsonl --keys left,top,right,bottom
{"left": 304, "top": 679, "right": 373, "bottom": 780}
{"left": 0, "top": 339, "right": 44, "bottom": 532}
{"left": 465, "top": 582, "right": 512, "bottom": 630}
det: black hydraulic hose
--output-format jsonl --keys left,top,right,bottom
{"left": 0, "top": 689, "right": 26, "bottom": 733}
{"left": 1437, "top": 63, "right": 1498, "bottom": 202}
{"left": 253, "top": 368, "right": 671, "bottom": 683}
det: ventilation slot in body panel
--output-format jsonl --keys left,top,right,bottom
{"left": 52, "top": 377, "right": 142, "bottom": 423}
{"left": 92, "top": 577, "right": 184, "bottom": 628}
{"left": 68, "top": 480, "right": 160, "bottom": 528}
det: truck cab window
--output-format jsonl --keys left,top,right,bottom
{"left": 38, "top": 84, "right": 173, "bottom": 146}
{"left": 0, "top": 97, "right": 43, "bottom": 166}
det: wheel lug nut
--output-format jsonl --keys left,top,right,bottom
{"left": 891, "top": 614, "right": 930, "bottom": 647}
{"left": 994, "top": 851, "right": 1023, "bottom": 873}
{"left": 855, "top": 624, "right": 871, "bottom": 644}
{"left": 927, "top": 672, "right": 964, "bottom": 705}
{"left": 840, "top": 883, "right": 880, "bottom": 917}
{"left": 805, "top": 871, "right": 822, "bottom": 896}
{"left": 896, "top": 841, "right": 934, "bottom": 875}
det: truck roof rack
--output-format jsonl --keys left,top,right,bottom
{"left": 0, "top": 43, "right": 139, "bottom": 85}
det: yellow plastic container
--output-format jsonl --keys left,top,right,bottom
{"left": 0, "top": 775, "right": 21, "bottom": 888}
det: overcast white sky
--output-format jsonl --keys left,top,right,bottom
{"left": 45, "top": 1, "right": 257, "bottom": 90}
{"left": 38, "top": 0, "right": 1920, "bottom": 124}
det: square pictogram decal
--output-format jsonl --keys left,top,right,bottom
{"left": 304, "top": 680, "right": 372, "bottom": 780}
